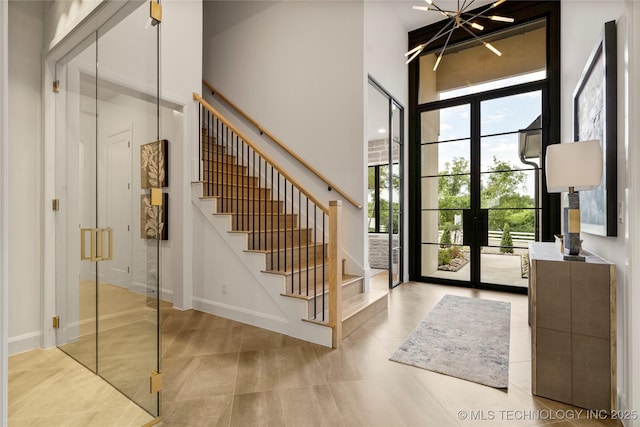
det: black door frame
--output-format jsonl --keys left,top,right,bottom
{"left": 417, "top": 82, "right": 547, "bottom": 293}
{"left": 368, "top": 76, "right": 405, "bottom": 289}
{"left": 407, "top": 1, "right": 561, "bottom": 293}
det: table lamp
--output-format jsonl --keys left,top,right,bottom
{"left": 545, "top": 140, "right": 603, "bottom": 261}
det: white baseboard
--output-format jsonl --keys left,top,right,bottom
{"left": 192, "top": 296, "right": 332, "bottom": 347}
{"left": 8, "top": 330, "right": 40, "bottom": 355}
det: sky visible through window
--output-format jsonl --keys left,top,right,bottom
{"left": 435, "top": 70, "right": 545, "bottom": 196}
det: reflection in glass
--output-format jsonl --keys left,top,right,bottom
{"left": 96, "top": 2, "right": 159, "bottom": 415}
{"left": 55, "top": 35, "right": 98, "bottom": 373}
{"left": 54, "top": 1, "right": 160, "bottom": 418}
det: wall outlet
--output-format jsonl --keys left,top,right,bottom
{"left": 222, "top": 282, "right": 228, "bottom": 295}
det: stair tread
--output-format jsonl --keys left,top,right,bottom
{"left": 245, "top": 241, "right": 326, "bottom": 254}
{"left": 228, "top": 228, "right": 312, "bottom": 235}
{"left": 214, "top": 212, "right": 297, "bottom": 217}
{"left": 262, "top": 262, "right": 329, "bottom": 276}
{"left": 280, "top": 275, "right": 364, "bottom": 300}
{"left": 342, "top": 289, "right": 388, "bottom": 320}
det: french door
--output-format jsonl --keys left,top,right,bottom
{"left": 53, "top": 2, "right": 161, "bottom": 417}
{"left": 418, "top": 83, "right": 544, "bottom": 292}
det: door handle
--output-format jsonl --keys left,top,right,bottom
{"left": 80, "top": 228, "right": 113, "bottom": 261}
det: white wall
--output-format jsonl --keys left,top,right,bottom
{"left": 7, "top": 0, "right": 44, "bottom": 354}
{"left": 626, "top": 1, "right": 640, "bottom": 425}
{"left": 561, "top": 0, "right": 633, "bottom": 417}
{"left": 44, "top": 0, "right": 104, "bottom": 52}
{"left": 203, "top": 0, "right": 366, "bottom": 275}
{"left": 1, "top": 0, "right": 9, "bottom": 422}
{"left": 364, "top": 0, "right": 410, "bottom": 282}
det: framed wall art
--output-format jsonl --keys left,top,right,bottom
{"left": 573, "top": 20, "right": 617, "bottom": 237}
{"left": 141, "top": 139, "right": 168, "bottom": 188}
{"left": 140, "top": 193, "right": 168, "bottom": 240}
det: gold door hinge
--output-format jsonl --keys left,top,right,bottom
{"left": 52, "top": 198, "right": 59, "bottom": 211}
{"left": 150, "top": 1, "right": 162, "bottom": 25}
{"left": 52, "top": 316, "right": 60, "bottom": 329}
{"left": 53, "top": 80, "right": 60, "bottom": 93}
{"left": 150, "top": 370, "right": 163, "bottom": 394}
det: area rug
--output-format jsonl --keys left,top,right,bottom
{"left": 390, "top": 295, "right": 511, "bottom": 388}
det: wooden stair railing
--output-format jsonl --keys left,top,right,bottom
{"left": 194, "top": 92, "right": 343, "bottom": 347}
{"left": 202, "top": 80, "right": 362, "bottom": 210}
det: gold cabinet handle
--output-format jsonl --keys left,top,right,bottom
{"left": 80, "top": 227, "right": 113, "bottom": 262}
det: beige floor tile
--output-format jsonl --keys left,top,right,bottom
{"left": 161, "top": 395, "right": 233, "bottom": 427}
{"left": 235, "top": 346, "right": 325, "bottom": 394}
{"left": 163, "top": 353, "right": 239, "bottom": 402}
{"left": 329, "top": 374, "right": 460, "bottom": 427}
{"left": 229, "top": 385, "right": 344, "bottom": 427}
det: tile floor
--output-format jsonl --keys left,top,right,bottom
{"left": 9, "top": 275, "right": 622, "bottom": 426}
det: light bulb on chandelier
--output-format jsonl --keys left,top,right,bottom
{"left": 405, "top": 0, "right": 514, "bottom": 67}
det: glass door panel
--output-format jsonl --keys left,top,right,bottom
{"left": 479, "top": 91, "right": 542, "bottom": 288}
{"left": 55, "top": 34, "right": 98, "bottom": 372}
{"left": 420, "top": 104, "right": 471, "bottom": 281}
{"left": 367, "top": 79, "right": 404, "bottom": 288}
{"left": 390, "top": 101, "right": 402, "bottom": 287}
{"left": 96, "top": 2, "right": 160, "bottom": 416}
{"left": 55, "top": 1, "right": 160, "bottom": 417}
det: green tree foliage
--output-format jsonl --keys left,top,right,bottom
{"left": 500, "top": 223, "right": 514, "bottom": 253}
{"left": 437, "top": 156, "right": 535, "bottom": 234}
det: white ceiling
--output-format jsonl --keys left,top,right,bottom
{"left": 388, "top": 0, "right": 496, "bottom": 32}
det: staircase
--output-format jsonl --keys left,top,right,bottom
{"left": 192, "top": 93, "right": 388, "bottom": 347}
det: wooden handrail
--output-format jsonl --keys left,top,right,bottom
{"left": 194, "top": 92, "right": 329, "bottom": 215}
{"left": 202, "top": 80, "right": 363, "bottom": 210}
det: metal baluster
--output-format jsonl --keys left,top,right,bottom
{"left": 270, "top": 166, "right": 274, "bottom": 269}
{"left": 252, "top": 150, "right": 256, "bottom": 243}
{"left": 235, "top": 135, "right": 239, "bottom": 230}
{"left": 298, "top": 190, "right": 301, "bottom": 295}
{"left": 277, "top": 172, "right": 281, "bottom": 270}
{"left": 322, "top": 214, "right": 326, "bottom": 322}
{"left": 306, "top": 198, "right": 309, "bottom": 297}
{"left": 198, "top": 106, "right": 201, "bottom": 182}
{"left": 259, "top": 156, "right": 263, "bottom": 250}
{"left": 313, "top": 206, "right": 317, "bottom": 319}
{"left": 284, "top": 179, "right": 287, "bottom": 274}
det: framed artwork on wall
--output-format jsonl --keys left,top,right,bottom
{"left": 573, "top": 20, "right": 617, "bottom": 237}
{"left": 140, "top": 193, "right": 168, "bottom": 240}
{"left": 141, "top": 139, "right": 168, "bottom": 188}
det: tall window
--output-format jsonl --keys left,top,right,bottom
{"left": 408, "top": 2, "right": 560, "bottom": 291}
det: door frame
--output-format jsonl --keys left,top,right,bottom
{"left": 415, "top": 81, "right": 547, "bottom": 293}
{"left": 368, "top": 76, "right": 404, "bottom": 289}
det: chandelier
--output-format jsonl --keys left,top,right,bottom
{"left": 405, "top": 0, "right": 514, "bottom": 69}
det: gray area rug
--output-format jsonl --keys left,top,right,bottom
{"left": 390, "top": 295, "right": 511, "bottom": 388}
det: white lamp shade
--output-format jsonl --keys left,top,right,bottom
{"left": 545, "top": 140, "right": 603, "bottom": 193}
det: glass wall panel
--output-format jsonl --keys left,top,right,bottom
{"left": 55, "top": 34, "right": 98, "bottom": 373}
{"left": 55, "top": 1, "right": 160, "bottom": 418}
{"left": 96, "top": 2, "right": 160, "bottom": 415}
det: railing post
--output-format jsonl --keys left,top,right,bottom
{"left": 329, "top": 200, "right": 342, "bottom": 348}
